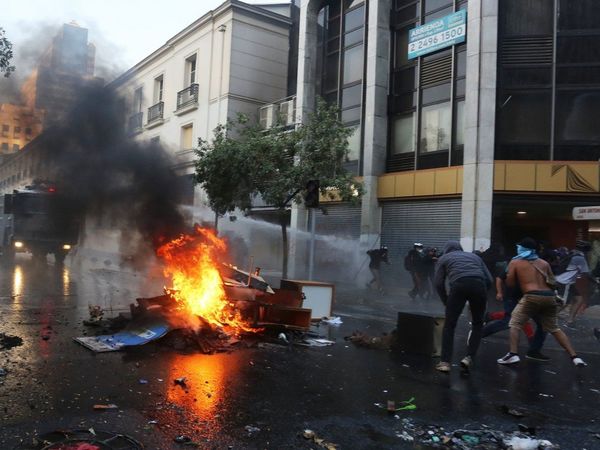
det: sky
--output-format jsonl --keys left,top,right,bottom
{"left": 2, "top": 0, "right": 287, "bottom": 80}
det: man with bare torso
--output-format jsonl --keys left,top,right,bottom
{"left": 497, "top": 238, "right": 587, "bottom": 367}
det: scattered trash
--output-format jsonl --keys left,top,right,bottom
{"left": 538, "top": 393, "right": 554, "bottom": 398}
{"left": 395, "top": 430, "right": 414, "bottom": 442}
{"left": 296, "top": 338, "right": 335, "bottom": 347}
{"left": 302, "top": 429, "right": 338, "bottom": 449}
{"left": 501, "top": 405, "right": 527, "bottom": 418}
{"left": 0, "top": 333, "right": 23, "bottom": 350}
{"left": 87, "top": 304, "right": 104, "bottom": 322}
{"left": 544, "top": 370, "right": 557, "bottom": 375}
{"left": 25, "top": 429, "right": 143, "bottom": 449}
{"left": 0, "top": 368, "right": 6, "bottom": 377}
{"left": 504, "top": 436, "right": 554, "bottom": 449}
{"left": 393, "top": 419, "right": 558, "bottom": 450}
{"left": 93, "top": 404, "right": 118, "bottom": 410}
{"left": 590, "top": 389, "right": 600, "bottom": 394}
{"left": 278, "top": 332, "right": 289, "bottom": 343}
{"left": 174, "top": 377, "right": 187, "bottom": 387}
{"left": 345, "top": 330, "right": 394, "bottom": 349}
{"left": 245, "top": 425, "right": 261, "bottom": 436}
{"left": 148, "top": 420, "right": 158, "bottom": 424}
{"left": 139, "top": 379, "right": 148, "bottom": 384}
{"left": 321, "top": 316, "right": 343, "bottom": 326}
{"left": 174, "top": 435, "right": 192, "bottom": 443}
{"left": 593, "top": 433, "right": 600, "bottom": 440}
{"left": 377, "top": 398, "right": 417, "bottom": 412}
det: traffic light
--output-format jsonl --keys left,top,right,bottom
{"left": 304, "top": 179, "right": 320, "bottom": 208}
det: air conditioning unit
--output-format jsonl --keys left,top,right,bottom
{"left": 279, "top": 99, "right": 296, "bottom": 126}
{"left": 259, "top": 104, "right": 276, "bottom": 129}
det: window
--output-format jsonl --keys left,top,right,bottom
{"left": 25, "top": 127, "right": 32, "bottom": 135}
{"left": 346, "top": 126, "right": 361, "bottom": 161}
{"left": 424, "top": 0, "right": 452, "bottom": 14}
{"left": 555, "top": 91, "right": 600, "bottom": 143}
{"left": 14, "top": 126, "right": 21, "bottom": 137}
{"left": 1, "top": 125, "right": 8, "bottom": 137}
{"left": 154, "top": 76, "right": 164, "bottom": 103}
{"left": 344, "top": 6, "right": 364, "bottom": 32}
{"left": 501, "top": 0, "right": 553, "bottom": 36}
{"left": 343, "top": 44, "right": 363, "bottom": 84}
{"left": 558, "top": 0, "right": 600, "bottom": 31}
{"left": 497, "top": 92, "right": 551, "bottom": 144}
{"left": 1, "top": 143, "right": 8, "bottom": 152}
{"left": 133, "top": 87, "right": 143, "bottom": 113}
{"left": 420, "top": 102, "right": 451, "bottom": 152}
{"left": 454, "top": 100, "right": 465, "bottom": 147}
{"left": 342, "top": 84, "right": 362, "bottom": 109}
{"left": 13, "top": 144, "right": 19, "bottom": 152}
{"left": 392, "top": 114, "right": 415, "bottom": 154}
{"left": 186, "top": 54, "right": 197, "bottom": 85}
{"left": 181, "top": 125, "right": 193, "bottom": 150}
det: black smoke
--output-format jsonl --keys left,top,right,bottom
{"left": 37, "top": 85, "right": 188, "bottom": 251}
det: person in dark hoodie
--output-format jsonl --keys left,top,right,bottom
{"left": 434, "top": 240, "right": 493, "bottom": 373}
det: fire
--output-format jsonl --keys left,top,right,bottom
{"left": 156, "top": 226, "right": 255, "bottom": 333}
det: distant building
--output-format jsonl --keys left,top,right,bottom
{"left": 0, "top": 22, "right": 101, "bottom": 192}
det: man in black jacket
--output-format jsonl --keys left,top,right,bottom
{"left": 434, "top": 240, "right": 493, "bottom": 373}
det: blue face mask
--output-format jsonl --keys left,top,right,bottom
{"left": 512, "top": 245, "right": 538, "bottom": 261}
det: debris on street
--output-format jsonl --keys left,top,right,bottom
{"left": 320, "top": 316, "right": 343, "bottom": 326}
{"left": 0, "top": 332, "right": 23, "bottom": 350}
{"left": 302, "top": 429, "right": 338, "bottom": 449}
{"left": 394, "top": 419, "right": 559, "bottom": 449}
{"left": 345, "top": 330, "right": 395, "bottom": 349}
{"left": 93, "top": 403, "right": 118, "bottom": 410}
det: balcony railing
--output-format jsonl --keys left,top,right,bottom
{"left": 176, "top": 84, "right": 199, "bottom": 111}
{"left": 128, "top": 112, "right": 143, "bottom": 133}
{"left": 147, "top": 101, "right": 164, "bottom": 124}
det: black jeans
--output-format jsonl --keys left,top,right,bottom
{"left": 441, "top": 277, "right": 487, "bottom": 363}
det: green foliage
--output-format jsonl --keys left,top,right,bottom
{"left": 0, "top": 28, "right": 15, "bottom": 78}
{"left": 194, "top": 98, "right": 363, "bottom": 215}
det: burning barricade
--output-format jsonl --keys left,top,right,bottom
{"left": 75, "top": 226, "right": 314, "bottom": 353}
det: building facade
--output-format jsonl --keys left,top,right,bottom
{"left": 289, "top": 0, "right": 600, "bottom": 281}
{"left": 111, "top": 0, "right": 295, "bottom": 211}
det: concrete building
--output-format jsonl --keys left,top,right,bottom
{"left": 285, "top": 0, "right": 600, "bottom": 282}
{"left": 110, "top": 0, "right": 296, "bottom": 209}
{"left": 0, "top": 104, "right": 44, "bottom": 155}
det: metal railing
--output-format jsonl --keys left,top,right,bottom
{"left": 176, "top": 84, "right": 199, "bottom": 110}
{"left": 147, "top": 102, "right": 164, "bottom": 124}
{"left": 128, "top": 112, "right": 143, "bottom": 133}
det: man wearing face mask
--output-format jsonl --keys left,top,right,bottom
{"left": 497, "top": 238, "right": 586, "bottom": 367}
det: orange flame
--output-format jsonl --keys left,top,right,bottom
{"left": 156, "top": 226, "right": 255, "bottom": 334}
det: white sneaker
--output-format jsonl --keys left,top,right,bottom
{"left": 497, "top": 353, "right": 520, "bottom": 365}
{"left": 572, "top": 357, "right": 587, "bottom": 367}
{"left": 460, "top": 356, "right": 472, "bottom": 372}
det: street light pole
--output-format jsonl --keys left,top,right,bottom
{"left": 308, "top": 208, "right": 316, "bottom": 280}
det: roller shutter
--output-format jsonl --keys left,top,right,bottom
{"left": 381, "top": 198, "right": 462, "bottom": 262}
{"left": 314, "top": 203, "right": 361, "bottom": 238}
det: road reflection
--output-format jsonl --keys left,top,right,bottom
{"left": 12, "top": 264, "right": 24, "bottom": 309}
{"left": 166, "top": 353, "right": 235, "bottom": 435}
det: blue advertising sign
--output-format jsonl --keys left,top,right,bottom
{"left": 408, "top": 10, "right": 467, "bottom": 59}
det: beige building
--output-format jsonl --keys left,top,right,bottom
{"left": 0, "top": 104, "right": 44, "bottom": 155}
{"left": 111, "top": 0, "right": 295, "bottom": 207}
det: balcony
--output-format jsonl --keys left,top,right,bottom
{"left": 175, "top": 84, "right": 199, "bottom": 115}
{"left": 259, "top": 95, "right": 297, "bottom": 129}
{"left": 147, "top": 101, "right": 164, "bottom": 128}
{"left": 128, "top": 112, "right": 143, "bottom": 134}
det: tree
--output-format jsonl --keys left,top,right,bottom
{"left": 194, "top": 98, "right": 363, "bottom": 278}
{"left": 0, "top": 28, "right": 15, "bottom": 78}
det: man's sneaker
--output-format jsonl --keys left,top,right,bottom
{"left": 497, "top": 353, "right": 520, "bottom": 365}
{"left": 460, "top": 356, "right": 472, "bottom": 373}
{"left": 572, "top": 357, "right": 587, "bottom": 367}
{"left": 526, "top": 350, "right": 550, "bottom": 362}
{"left": 435, "top": 362, "right": 451, "bottom": 373}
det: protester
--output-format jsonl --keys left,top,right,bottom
{"left": 366, "top": 246, "right": 389, "bottom": 293}
{"left": 434, "top": 240, "right": 493, "bottom": 373}
{"left": 420, "top": 247, "right": 438, "bottom": 299}
{"left": 556, "top": 240, "right": 595, "bottom": 328}
{"left": 482, "top": 258, "right": 548, "bottom": 361}
{"left": 405, "top": 243, "right": 425, "bottom": 299}
{"left": 497, "top": 238, "right": 586, "bottom": 367}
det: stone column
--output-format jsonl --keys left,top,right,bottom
{"left": 289, "top": 0, "right": 318, "bottom": 278}
{"left": 460, "top": 0, "right": 498, "bottom": 252}
{"left": 360, "top": 0, "right": 391, "bottom": 251}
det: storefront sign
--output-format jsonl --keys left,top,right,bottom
{"left": 408, "top": 10, "right": 467, "bottom": 59}
{"left": 573, "top": 206, "right": 600, "bottom": 220}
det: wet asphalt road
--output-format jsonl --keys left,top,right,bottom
{"left": 0, "top": 256, "right": 599, "bottom": 449}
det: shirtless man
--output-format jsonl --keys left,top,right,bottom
{"left": 497, "top": 237, "right": 587, "bottom": 367}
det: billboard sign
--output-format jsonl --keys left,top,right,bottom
{"left": 408, "top": 10, "right": 467, "bottom": 59}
